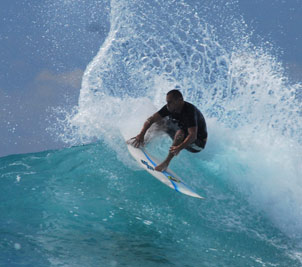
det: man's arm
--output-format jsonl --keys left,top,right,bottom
{"left": 129, "top": 112, "right": 162, "bottom": 148}
{"left": 170, "top": 126, "right": 197, "bottom": 155}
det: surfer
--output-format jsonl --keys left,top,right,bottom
{"left": 129, "top": 89, "right": 207, "bottom": 172}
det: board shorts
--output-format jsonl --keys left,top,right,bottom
{"left": 164, "top": 119, "right": 207, "bottom": 153}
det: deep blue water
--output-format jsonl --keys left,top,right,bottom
{"left": 2, "top": 0, "right": 302, "bottom": 266}
{"left": 1, "top": 142, "right": 302, "bottom": 266}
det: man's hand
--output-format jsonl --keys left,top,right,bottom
{"left": 127, "top": 113, "right": 162, "bottom": 148}
{"left": 169, "top": 145, "right": 182, "bottom": 156}
{"left": 127, "top": 134, "right": 144, "bottom": 148}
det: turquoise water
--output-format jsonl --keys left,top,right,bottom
{"left": 1, "top": 142, "right": 301, "bottom": 266}
{"left": 2, "top": 0, "right": 302, "bottom": 265}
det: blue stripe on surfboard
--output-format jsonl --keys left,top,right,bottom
{"left": 141, "top": 149, "right": 180, "bottom": 192}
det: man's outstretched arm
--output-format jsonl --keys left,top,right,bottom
{"left": 129, "top": 112, "right": 162, "bottom": 148}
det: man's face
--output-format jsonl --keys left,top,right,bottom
{"left": 166, "top": 94, "right": 181, "bottom": 113}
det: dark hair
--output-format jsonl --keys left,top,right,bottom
{"left": 167, "top": 89, "right": 183, "bottom": 100}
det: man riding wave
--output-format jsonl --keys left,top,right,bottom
{"left": 129, "top": 89, "right": 207, "bottom": 171}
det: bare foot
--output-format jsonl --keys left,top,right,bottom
{"left": 155, "top": 161, "right": 169, "bottom": 172}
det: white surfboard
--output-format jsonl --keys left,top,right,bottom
{"left": 126, "top": 140, "right": 204, "bottom": 199}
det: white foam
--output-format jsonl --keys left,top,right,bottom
{"left": 57, "top": 0, "right": 302, "bottom": 242}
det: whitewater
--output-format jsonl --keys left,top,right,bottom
{"left": 1, "top": 0, "right": 302, "bottom": 266}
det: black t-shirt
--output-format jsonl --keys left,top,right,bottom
{"left": 158, "top": 101, "right": 207, "bottom": 140}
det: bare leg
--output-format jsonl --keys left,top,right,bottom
{"left": 155, "top": 129, "right": 185, "bottom": 171}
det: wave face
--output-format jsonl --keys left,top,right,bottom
{"left": 1, "top": 143, "right": 302, "bottom": 266}
{"left": 2, "top": 0, "right": 302, "bottom": 265}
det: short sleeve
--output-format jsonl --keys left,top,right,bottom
{"left": 158, "top": 105, "right": 170, "bottom": 117}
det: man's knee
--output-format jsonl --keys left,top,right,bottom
{"left": 174, "top": 129, "right": 185, "bottom": 142}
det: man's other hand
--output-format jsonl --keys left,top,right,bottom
{"left": 127, "top": 135, "right": 144, "bottom": 148}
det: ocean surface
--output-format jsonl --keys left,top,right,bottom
{"left": 2, "top": 0, "right": 302, "bottom": 266}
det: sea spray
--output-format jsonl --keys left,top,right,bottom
{"left": 56, "top": 0, "right": 302, "bottom": 255}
